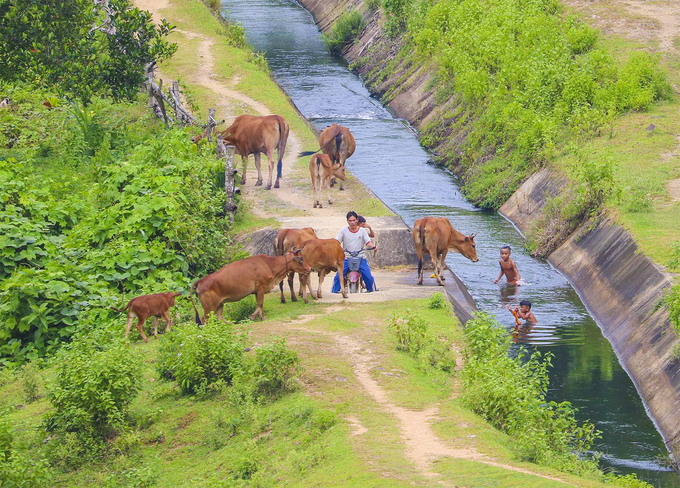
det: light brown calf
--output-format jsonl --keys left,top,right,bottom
{"left": 319, "top": 124, "right": 355, "bottom": 190}
{"left": 274, "top": 227, "right": 319, "bottom": 303}
{"left": 111, "top": 291, "right": 182, "bottom": 343}
{"left": 189, "top": 250, "right": 311, "bottom": 322}
{"left": 298, "top": 238, "right": 347, "bottom": 302}
{"left": 413, "top": 217, "right": 478, "bottom": 286}
{"left": 309, "top": 154, "right": 346, "bottom": 208}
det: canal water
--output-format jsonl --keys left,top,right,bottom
{"left": 221, "top": 0, "right": 678, "bottom": 484}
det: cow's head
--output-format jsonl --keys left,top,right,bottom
{"left": 191, "top": 133, "right": 205, "bottom": 144}
{"left": 167, "top": 291, "right": 182, "bottom": 305}
{"left": 288, "top": 248, "right": 311, "bottom": 275}
{"left": 458, "top": 233, "right": 479, "bottom": 263}
{"left": 331, "top": 163, "right": 347, "bottom": 181}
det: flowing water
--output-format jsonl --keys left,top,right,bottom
{"left": 221, "top": 1, "right": 678, "bottom": 484}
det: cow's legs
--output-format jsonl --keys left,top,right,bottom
{"left": 338, "top": 160, "right": 346, "bottom": 190}
{"left": 215, "top": 302, "right": 228, "bottom": 323}
{"left": 240, "top": 155, "right": 248, "bottom": 184}
{"left": 162, "top": 311, "right": 172, "bottom": 334}
{"left": 300, "top": 274, "right": 313, "bottom": 304}
{"left": 152, "top": 317, "right": 159, "bottom": 339}
{"left": 317, "top": 270, "right": 328, "bottom": 299}
{"left": 136, "top": 317, "right": 149, "bottom": 343}
{"left": 434, "top": 249, "right": 445, "bottom": 286}
{"left": 264, "top": 148, "right": 275, "bottom": 190}
{"left": 325, "top": 175, "right": 333, "bottom": 205}
{"left": 279, "top": 279, "right": 286, "bottom": 303}
{"left": 439, "top": 249, "right": 448, "bottom": 282}
{"left": 125, "top": 315, "right": 135, "bottom": 343}
{"left": 339, "top": 265, "right": 348, "bottom": 298}
{"left": 250, "top": 287, "right": 267, "bottom": 321}
{"left": 254, "top": 152, "right": 263, "bottom": 186}
{"left": 416, "top": 246, "right": 425, "bottom": 285}
{"left": 288, "top": 271, "right": 297, "bottom": 302}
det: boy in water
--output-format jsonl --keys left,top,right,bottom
{"left": 494, "top": 245, "right": 521, "bottom": 285}
{"left": 507, "top": 300, "right": 538, "bottom": 324}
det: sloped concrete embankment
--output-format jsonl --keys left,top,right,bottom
{"left": 297, "top": 0, "right": 680, "bottom": 461}
{"left": 501, "top": 168, "right": 680, "bottom": 460}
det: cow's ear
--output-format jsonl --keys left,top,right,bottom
{"left": 465, "top": 236, "right": 469, "bottom": 242}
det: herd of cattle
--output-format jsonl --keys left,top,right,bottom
{"left": 114, "top": 114, "right": 480, "bottom": 341}
{"left": 191, "top": 113, "right": 355, "bottom": 207}
{"left": 115, "top": 217, "right": 479, "bottom": 342}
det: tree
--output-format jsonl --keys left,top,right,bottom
{"left": 0, "top": 0, "right": 176, "bottom": 103}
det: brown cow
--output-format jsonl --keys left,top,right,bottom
{"left": 189, "top": 250, "right": 310, "bottom": 322}
{"left": 111, "top": 291, "right": 182, "bottom": 343}
{"left": 222, "top": 114, "right": 290, "bottom": 190}
{"left": 309, "top": 154, "right": 346, "bottom": 208}
{"left": 298, "top": 238, "right": 347, "bottom": 302}
{"left": 319, "top": 124, "right": 355, "bottom": 191}
{"left": 273, "top": 227, "right": 319, "bottom": 303}
{"left": 413, "top": 217, "right": 478, "bottom": 286}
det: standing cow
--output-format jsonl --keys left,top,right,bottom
{"left": 111, "top": 291, "right": 182, "bottom": 343}
{"left": 274, "top": 227, "right": 319, "bottom": 303}
{"left": 299, "top": 123, "right": 355, "bottom": 190}
{"left": 309, "top": 153, "right": 346, "bottom": 208}
{"left": 298, "top": 238, "right": 347, "bottom": 302}
{"left": 413, "top": 217, "right": 478, "bottom": 286}
{"left": 189, "top": 250, "right": 310, "bottom": 322}
{"left": 222, "top": 114, "right": 289, "bottom": 190}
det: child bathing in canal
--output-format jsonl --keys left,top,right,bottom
{"left": 494, "top": 245, "right": 521, "bottom": 285}
{"left": 507, "top": 300, "right": 538, "bottom": 325}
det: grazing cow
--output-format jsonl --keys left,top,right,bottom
{"left": 274, "top": 227, "right": 319, "bottom": 303}
{"left": 222, "top": 114, "right": 289, "bottom": 190}
{"left": 413, "top": 217, "right": 478, "bottom": 286}
{"left": 298, "top": 238, "right": 347, "bottom": 302}
{"left": 111, "top": 291, "right": 182, "bottom": 343}
{"left": 189, "top": 250, "right": 311, "bottom": 322}
{"left": 309, "top": 154, "right": 346, "bottom": 208}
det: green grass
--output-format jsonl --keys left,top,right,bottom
{"left": 0, "top": 296, "right": 613, "bottom": 486}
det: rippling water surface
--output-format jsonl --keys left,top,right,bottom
{"left": 221, "top": 1, "right": 678, "bottom": 484}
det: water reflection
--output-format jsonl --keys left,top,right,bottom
{"left": 221, "top": 0, "right": 678, "bottom": 484}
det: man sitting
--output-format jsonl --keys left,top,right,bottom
{"left": 332, "top": 211, "right": 378, "bottom": 293}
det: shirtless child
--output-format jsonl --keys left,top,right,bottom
{"left": 507, "top": 300, "right": 538, "bottom": 324}
{"left": 494, "top": 245, "right": 521, "bottom": 285}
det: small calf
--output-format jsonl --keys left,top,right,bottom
{"left": 112, "top": 292, "right": 182, "bottom": 343}
{"left": 309, "top": 153, "right": 346, "bottom": 208}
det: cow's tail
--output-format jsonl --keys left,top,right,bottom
{"left": 110, "top": 300, "right": 131, "bottom": 314}
{"left": 277, "top": 117, "right": 289, "bottom": 179}
{"left": 274, "top": 234, "right": 285, "bottom": 257}
{"left": 189, "top": 280, "right": 202, "bottom": 325}
{"left": 298, "top": 149, "right": 321, "bottom": 157}
{"left": 335, "top": 132, "right": 342, "bottom": 161}
{"left": 417, "top": 225, "right": 426, "bottom": 278}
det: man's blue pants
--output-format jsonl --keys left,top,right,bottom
{"left": 332, "top": 258, "right": 377, "bottom": 293}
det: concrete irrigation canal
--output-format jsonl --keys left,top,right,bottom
{"left": 221, "top": 0, "right": 678, "bottom": 485}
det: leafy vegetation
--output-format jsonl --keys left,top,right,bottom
{"left": 0, "top": 84, "right": 241, "bottom": 366}
{"left": 0, "top": 0, "right": 176, "bottom": 103}
{"left": 323, "top": 11, "right": 367, "bottom": 55}
{"left": 369, "top": 0, "right": 671, "bottom": 210}
{"left": 461, "top": 312, "right": 650, "bottom": 486}
{"left": 389, "top": 307, "right": 456, "bottom": 373}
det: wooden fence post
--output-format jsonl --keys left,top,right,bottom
{"left": 217, "top": 135, "right": 239, "bottom": 223}
{"left": 169, "top": 81, "right": 198, "bottom": 125}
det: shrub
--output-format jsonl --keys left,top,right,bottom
{"left": 246, "top": 338, "right": 301, "bottom": 399}
{"left": 323, "top": 11, "right": 367, "bottom": 54}
{"left": 19, "top": 361, "right": 42, "bottom": 403}
{"left": 428, "top": 292, "right": 448, "bottom": 309}
{"left": 45, "top": 339, "right": 141, "bottom": 439}
{"left": 461, "top": 312, "right": 600, "bottom": 473}
{"left": 389, "top": 309, "right": 456, "bottom": 372}
{"left": 366, "top": 0, "right": 381, "bottom": 13}
{"left": 0, "top": 412, "right": 51, "bottom": 487}
{"left": 157, "top": 319, "right": 245, "bottom": 394}
{"left": 667, "top": 241, "right": 680, "bottom": 272}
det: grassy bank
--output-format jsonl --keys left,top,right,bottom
{"left": 0, "top": 294, "right": 632, "bottom": 487}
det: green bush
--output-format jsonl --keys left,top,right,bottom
{"left": 461, "top": 312, "right": 600, "bottom": 473}
{"left": 428, "top": 292, "right": 448, "bottom": 309}
{"left": 45, "top": 339, "right": 141, "bottom": 439}
{"left": 366, "top": 0, "right": 381, "bottom": 13}
{"left": 19, "top": 361, "right": 42, "bottom": 403}
{"left": 157, "top": 319, "right": 245, "bottom": 394}
{"left": 323, "top": 11, "right": 367, "bottom": 54}
{"left": 246, "top": 338, "right": 301, "bottom": 400}
{"left": 0, "top": 0, "right": 176, "bottom": 103}
{"left": 0, "top": 412, "right": 51, "bottom": 487}
{"left": 389, "top": 309, "right": 456, "bottom": 372}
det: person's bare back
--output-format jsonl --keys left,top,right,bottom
{"left": 494, "top": 246, "right": 520, "bottom": 285}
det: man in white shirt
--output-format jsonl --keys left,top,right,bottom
{"left": 332, "top": 211, "right": 377, "bottom": 293}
